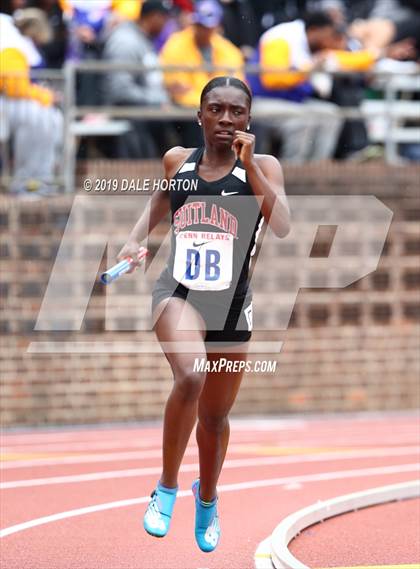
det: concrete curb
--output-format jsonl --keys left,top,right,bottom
{"left": 255, "top": 480, "right": 419, "bottom": 569}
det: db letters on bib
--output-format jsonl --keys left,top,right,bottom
{"left": 173, "top": 231, "right": 234, "bottom": 291}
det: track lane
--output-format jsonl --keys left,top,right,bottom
{"left": 2, "top": 451, "right": 418, "bottom": 527}
{"left": 1, "top": 472, "right": 419, "bottom": 569}
{"left": 1, "top": 415, "right": 419, "bottom": 568}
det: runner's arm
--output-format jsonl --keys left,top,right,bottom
{"left": 117, "top": 147, "right": 190, "bottom": 265}
{"left": 248, "top": 155, "right": 290, "bottom": 238}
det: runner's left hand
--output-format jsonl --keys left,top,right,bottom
{"left": 232, "top": 130, "right": 256, "bottom": 167}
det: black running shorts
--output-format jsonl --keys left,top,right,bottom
{"left": 152, "top": 269, "right": 253, "bottom": 345}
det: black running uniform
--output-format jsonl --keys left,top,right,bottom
{"left": 152, "top": 147, "right": 264, "bottom": 345}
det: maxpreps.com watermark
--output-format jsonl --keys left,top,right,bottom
{"left": 83, "top": 177, "right": 198, "bottom": 192}
{"left": 193, "top": 358, "right": 277, "bottom": 373}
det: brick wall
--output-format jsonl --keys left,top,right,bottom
{"left": 1, "top": 162, "right": 419, "bottom": 425}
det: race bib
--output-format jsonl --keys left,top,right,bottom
{"left": 173, "top": 231, "right": 233, "bottom": 291}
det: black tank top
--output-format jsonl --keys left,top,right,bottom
{"left": 166, "top": 147, "right": 264, "bottom": 297}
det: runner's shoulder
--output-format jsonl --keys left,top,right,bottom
{"left": 254, "top": 153, "right": 282, "bottom": 168}
{"left": 163, "top": 146, "right": 196, "bottom": 178}
{"left": 254, "top": 154, "right": 284, "bottom": 178}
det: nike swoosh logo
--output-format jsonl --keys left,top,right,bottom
{"left": 221, "top": 190, "right": 239, "bottom": 196}
{"left": 193, "top": 241, "right": 210, "bottom": 247}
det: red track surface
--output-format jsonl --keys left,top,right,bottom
{"left": 1, "top": 413, "right": 419, "bottom": 569}
{"left": 289, "top": 497, "right": 420, "bottom": 566}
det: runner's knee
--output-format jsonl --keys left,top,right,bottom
{"left": 174, "top": 369, "right": 206, "bottom": 402}
{"left": 198, "top": 412, "right": 228, "bottom": 434}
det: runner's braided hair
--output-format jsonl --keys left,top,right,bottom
{"left": 200, "top": 76, "right": 252, "bottom": 109}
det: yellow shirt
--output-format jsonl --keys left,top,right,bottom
{"left": 260, "top": 37, "right": 309, "bottom": 89}
{"left": 261, "top": 38, "right": 376, "bottom": 89}
{"left": 331, "top": 50, "right": 375, "bottom": 71}
{"left": 160, "top": 26, "right": 244, "bottom": 108}
{"left": 0, "top": 48, "right": 53, "bottom": 106}
{"left": 59, "top": 0, "right": 141, "bottom": 21}
{"left": 259, "top": 20, "right": 376, "bottom": 91}
{"left": 112, "top": 0, "right": 142, "bottom": 20}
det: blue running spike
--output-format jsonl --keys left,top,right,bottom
{"left": 143, "top": 481, "right": 177, "bottom": 538}
{"left": 192, "top": 479, "right": 221, "bottom": 552}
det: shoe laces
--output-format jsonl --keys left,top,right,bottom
{"left": 148, "top": 490, "right": 161, "bottom": 517}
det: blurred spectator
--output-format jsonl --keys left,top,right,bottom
{"left": 251, "top": 1, "right": 300, "bottom": 31}
{"left": 249, "top": 11, "right": 344, "bottom": 162}
{"left": 58, "top": 0, "right": 110, "bottom": 61}
{"left": 27, "top": 0, "right": 67, "bottom": 68}
{"left": 59, "top": 0, "right": 112, "bottom": 106}
{"left": 313, "top": 0, "right": 346, "bottom": 26}
{"left": 160, "top": 0, "right": 244, "bottom": 108}
{"left": 154, "top": 2, "right": 192, "bottom": 52}
{"left": 349, "top": 0, "right": 420, "bottom": 57}
{"left": 173, "top": 0, "right": 192, "bottom": 9}
{"left": 0, "top": 0, "right": 28, "bottom": 15}
{"left": 159, "top": 0, "right": 244, "bottom": 147}
{"left": 249, "top": 9, "right": 417, "bottom": 162}
{"left": 13, "top": 7, "right": 52, "bottom": 66}
{"left": 371, "top": 0, "right": 419, "bottom": 22}
{"left": 343, "top": 0, "right": 375, "bottom": 22}
{"left": 309, "top": 0, "right": 376, "bottom": 23}
{"left": 0, "top": 12, "right": 62, "bottom": 196}
{"left": 317, "top": 0, "right": 417, "bottom": 158}
{"left": 219, "top": 0, "right": 259, "bottom": 60}
{"left": 308, "top": 1, "right": 372, "bottom": 158}
{"left": 112, "top": 0, "right": 142, "bottom": 21}
{"left": 102, "top": 0, "right": 171, "bottom": 158}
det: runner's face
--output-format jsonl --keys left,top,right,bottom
{"left": 199, "top": 87, "right": 250, "bottom": 147}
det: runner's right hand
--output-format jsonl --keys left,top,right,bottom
{"left": 117, "top": 240, "right": 141, "bottom": 273}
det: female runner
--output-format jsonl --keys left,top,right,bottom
{"left": 117, "top": 76, "right": 290, "bottom": 552}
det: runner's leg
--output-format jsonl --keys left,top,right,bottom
{"left": 196, "top": 348, "right": 248, "bottom": 501}
{"left": 153, "top": 297, "right": 207, "bottom": 488}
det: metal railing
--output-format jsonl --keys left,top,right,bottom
{"left": 62, "top": 61, "right": 420, "bottom": 192}
{"left": 1, "top": 62, "right": 419, "bottom": 192}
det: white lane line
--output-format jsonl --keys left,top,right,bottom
{"left": 2, "top": 426, "right": 298, "bottom": 452}
{"left": 0, "top": 430, "right": 325, "bottom": 454}
{"left": 1, "top": 463, "right": 418, "bottom": 538}
{"left": 0, "top": 448, "right": 179, "bottom": 469}
{"left": 231, "top": 420, "right": 306, "bottom": 431}
{"left": 2, "top": 429, "right": 417, "bottom": 456}
{"left": 0, "top": 419, "right": 301, "bottom": 446}
{"left": 0, "top": 430, "right": 160, "bottom": 445}
{"left": 0, "top": 434, "right": 299, "bottom": 454}
{"left": 3, "top": 434, "right": 417, "bottom": 457}
{"left": 1, "top": 446, "right": 419, "bottom": 490}
{"left": 1, "top": 439, "right": 164, "bottom": 454}
{"left": 270, "top": 435, "right": 420, "bottom": 447}
{"left": 0, "top": 427, "right": 296, "bottom": 446}
{"left": 1, "top": 417, "right": 415, "bottom": 445}
{"left": 0, "top": 437, "right": 420, "bottom": 460}
{"left": 1, "top": 442, "right": 266, "bottom": 469}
